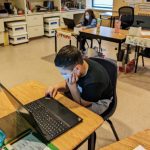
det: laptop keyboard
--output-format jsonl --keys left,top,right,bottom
{"left": 25, "top": 101, "right": 68, "bottom": 140}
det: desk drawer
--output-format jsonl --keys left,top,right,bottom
{"left": 28, "top": 26, "right": 44, "bottom": 38}
{"left": 0, "top": 19, "right": 4, "bottom": 32}
{"left": 27, "top": 15, "right": 43, "bottom": 27}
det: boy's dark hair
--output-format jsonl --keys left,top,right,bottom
{"left": 54, "top": 45, "right": 83, "bottom": 70}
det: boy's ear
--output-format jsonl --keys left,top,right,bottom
{"left": 74, "top": 64, "right": 81, "bottom": 70}
{"left": 74, "top": 64, "right": 82, "bottom": 74}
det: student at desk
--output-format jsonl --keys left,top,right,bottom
{"left": 76, "top": 9, "right": 97, "bottom": 53}
{"left": 46, "top": 45, "right": 113, "bottom": 115}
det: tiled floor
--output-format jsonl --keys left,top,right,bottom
{"left": 0, "top": 36, "right": 150, "bottom": 149}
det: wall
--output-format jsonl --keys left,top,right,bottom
{"left": 113, "top": 0, "right": 139, "bottom": 14}
{"left": 28, "top": 0, "right": 61, "bottom": 11}
{"left": 13, "top": 0, "right": 25, "bottom": 10}
{"left": 0, "top": 0, "right": 25, "bottom": 10}
{"left": 93, "top": 0, "right": 150, "bottom": 14}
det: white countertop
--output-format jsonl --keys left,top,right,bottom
{"left": 27, "top": 9, "right": 85, "bottom": 16}
{"left": 0, "top": 9, "right": 85, "bottom": 22}
{"left": 0, "top": 15, "right": 26, "bottom": 22}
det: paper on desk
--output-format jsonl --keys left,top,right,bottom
{"left": 133, "top": 145, "right": 146, "bottom": 150}
{"left": 6, "top": 133, "right": 53, "bottom": 150}
{"left": 141, "top": 31, "right": 150, "bottom": 36}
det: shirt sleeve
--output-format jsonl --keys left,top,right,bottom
{"left": 85, "top": 19, "right": 97, "bottom": 29}
{"left": 81, "top": 83, "right": 105, "bottom": 101}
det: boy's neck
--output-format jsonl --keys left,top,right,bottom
{"left": 81, "top": 60, "right": 89, "bottom": 77}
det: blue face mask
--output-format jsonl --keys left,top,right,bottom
{"left": 62, "top": 74, "right": 72, "bottom": 80}
{"left": 85, "top": 15, "right": 90, "bottom": 20}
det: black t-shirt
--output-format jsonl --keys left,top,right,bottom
{"left": 77, "top": 59, "right": 113, "bottom": 102}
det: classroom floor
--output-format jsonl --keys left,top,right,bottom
{"left": 0, "top": 37, "right": 150, "bottom": 149}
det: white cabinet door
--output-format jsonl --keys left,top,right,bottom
{"left": 0, "top": 19, "right": 4, "bottom": 32}
{"left": 27, "top": 15, "right": 43, "bottom": 27}
{"left": 28, "top": 26, "right": 44, "bottom": 38}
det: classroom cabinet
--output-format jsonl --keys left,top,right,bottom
{"left": 26, "top": 15, "right": 44, "bottom": 38}
{"left": 28, "top": 26, "right": 44, "bottom": 38}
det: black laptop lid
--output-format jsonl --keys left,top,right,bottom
{"left": 63, "top": 18, "right": 75, "bottom": 29}
{"left": 0, "top": 83, "right": 40, "bottom": 130}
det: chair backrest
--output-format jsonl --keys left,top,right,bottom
{"left": 119, "top": 6, "right": 134, "bottom": 29}
{"left": 90, "top": 57, "right": 117, "bottom": 120}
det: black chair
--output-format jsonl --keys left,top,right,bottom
{"left": 90, "top": 57, "right": 119, "bottom": 141}
{"left": 135, "top": 47, "right": 150, "bottom": 73}
{"left": 119, "top": 6, "right": 134, "bottom": 30}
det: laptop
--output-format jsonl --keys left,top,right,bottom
{"left": 63, "top": 18, "right": 76, "bottom": 29}
{"left": 0, "top": 83, "right": 82, "bottom": 143}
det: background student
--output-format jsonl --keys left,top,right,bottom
{"left": 77, "top": 9, "right": 97, "bottom": 53}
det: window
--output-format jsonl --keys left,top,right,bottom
{"left": 92, "top": 0, "right": 113, "bottom": 10}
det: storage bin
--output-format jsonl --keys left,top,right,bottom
{"left": 9, "top": 34, "right": 28, "bottom": 45}
{"left": 6, "top": 21, "right": 27, "bottom": 36}
{"left": 44, "top": 29, "right": 55, "bottom": 37}
{"left": 44, "top": 17, "right": 60, "bottom": 29}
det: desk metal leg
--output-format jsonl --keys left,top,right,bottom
{"left": 134, "top": 46, "right": 138, "bottom": 60}
{"left": 113, "top": 17, "right": 115, "bottom": 28}
{"left": 73, "top": 131, "right": 96, "bottom": 150}
{"left": 117, "top": 42, "right": 122, "bottom": 61}
{"left": 110, "top": 16, "right": 112, "bottom": 27}
{"left": 125, "top": 44, "right": 130, "bottom": 73}
{"left": 69, "top": 39, "right": 72, "bottom": 46}
{"left": 135, "top": 46, "right": 140, "bottom": 73}
{"left": 90, "top": 39, "right": 93, "bottom": 48}
{"left": 88, "top": 132, "right": 96, "bottom": 150}
{"left": 72, "top": 35, "right": 79, "bottom": 48}
{"left": 76, "top": 36, "right": 79, "bottom": 48}
{"left": 55, "top": 30, "right": 57, "bottom": 54}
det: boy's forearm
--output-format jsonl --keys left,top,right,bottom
{"left": 67, "top": 83, "right": 92, "bottom": 107}
{"left": 67, "top": 83, "right": 81, "bottom": 104}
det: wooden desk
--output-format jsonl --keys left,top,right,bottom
{"left": 125, "top": 31, "right": 150, "bottom": 73}
{"left": 0, "top": 81, "right": 104, "bottom": 150}
{"left": 79, "top": 26, "right": 128, "bottom": 61}
{"left": 55, "top": 28, "right": 75, "bottom": 53}
{"left": 100, "top": 129, "right": 150, "bottom": 150}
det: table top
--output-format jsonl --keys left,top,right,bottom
{"left": 56, "top": 27, "right": 74, "bottom": 33}
{"left": 80, "top": 26, "right": 128, "bottom": 41}
{"left": 100, "top": 129, "right": 150, "bottom": 150}
{"left": 0, "top": 81, "right": 104, "bottom": 150}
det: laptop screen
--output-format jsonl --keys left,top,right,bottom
{"left": 0, "top": 83, "right": 36, "bottom": 128}
{"left": 0, "top": 83, "right": 27, "bottom": 112}
{"left": 63, "top": 18, "right": 75, "bottom": 29}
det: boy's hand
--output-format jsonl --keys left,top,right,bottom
{"left": 67, "top": 73, "right": 78, "bottom": 85}
{"left": 45, "top": 86, "right": 58, "bottom": 98}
